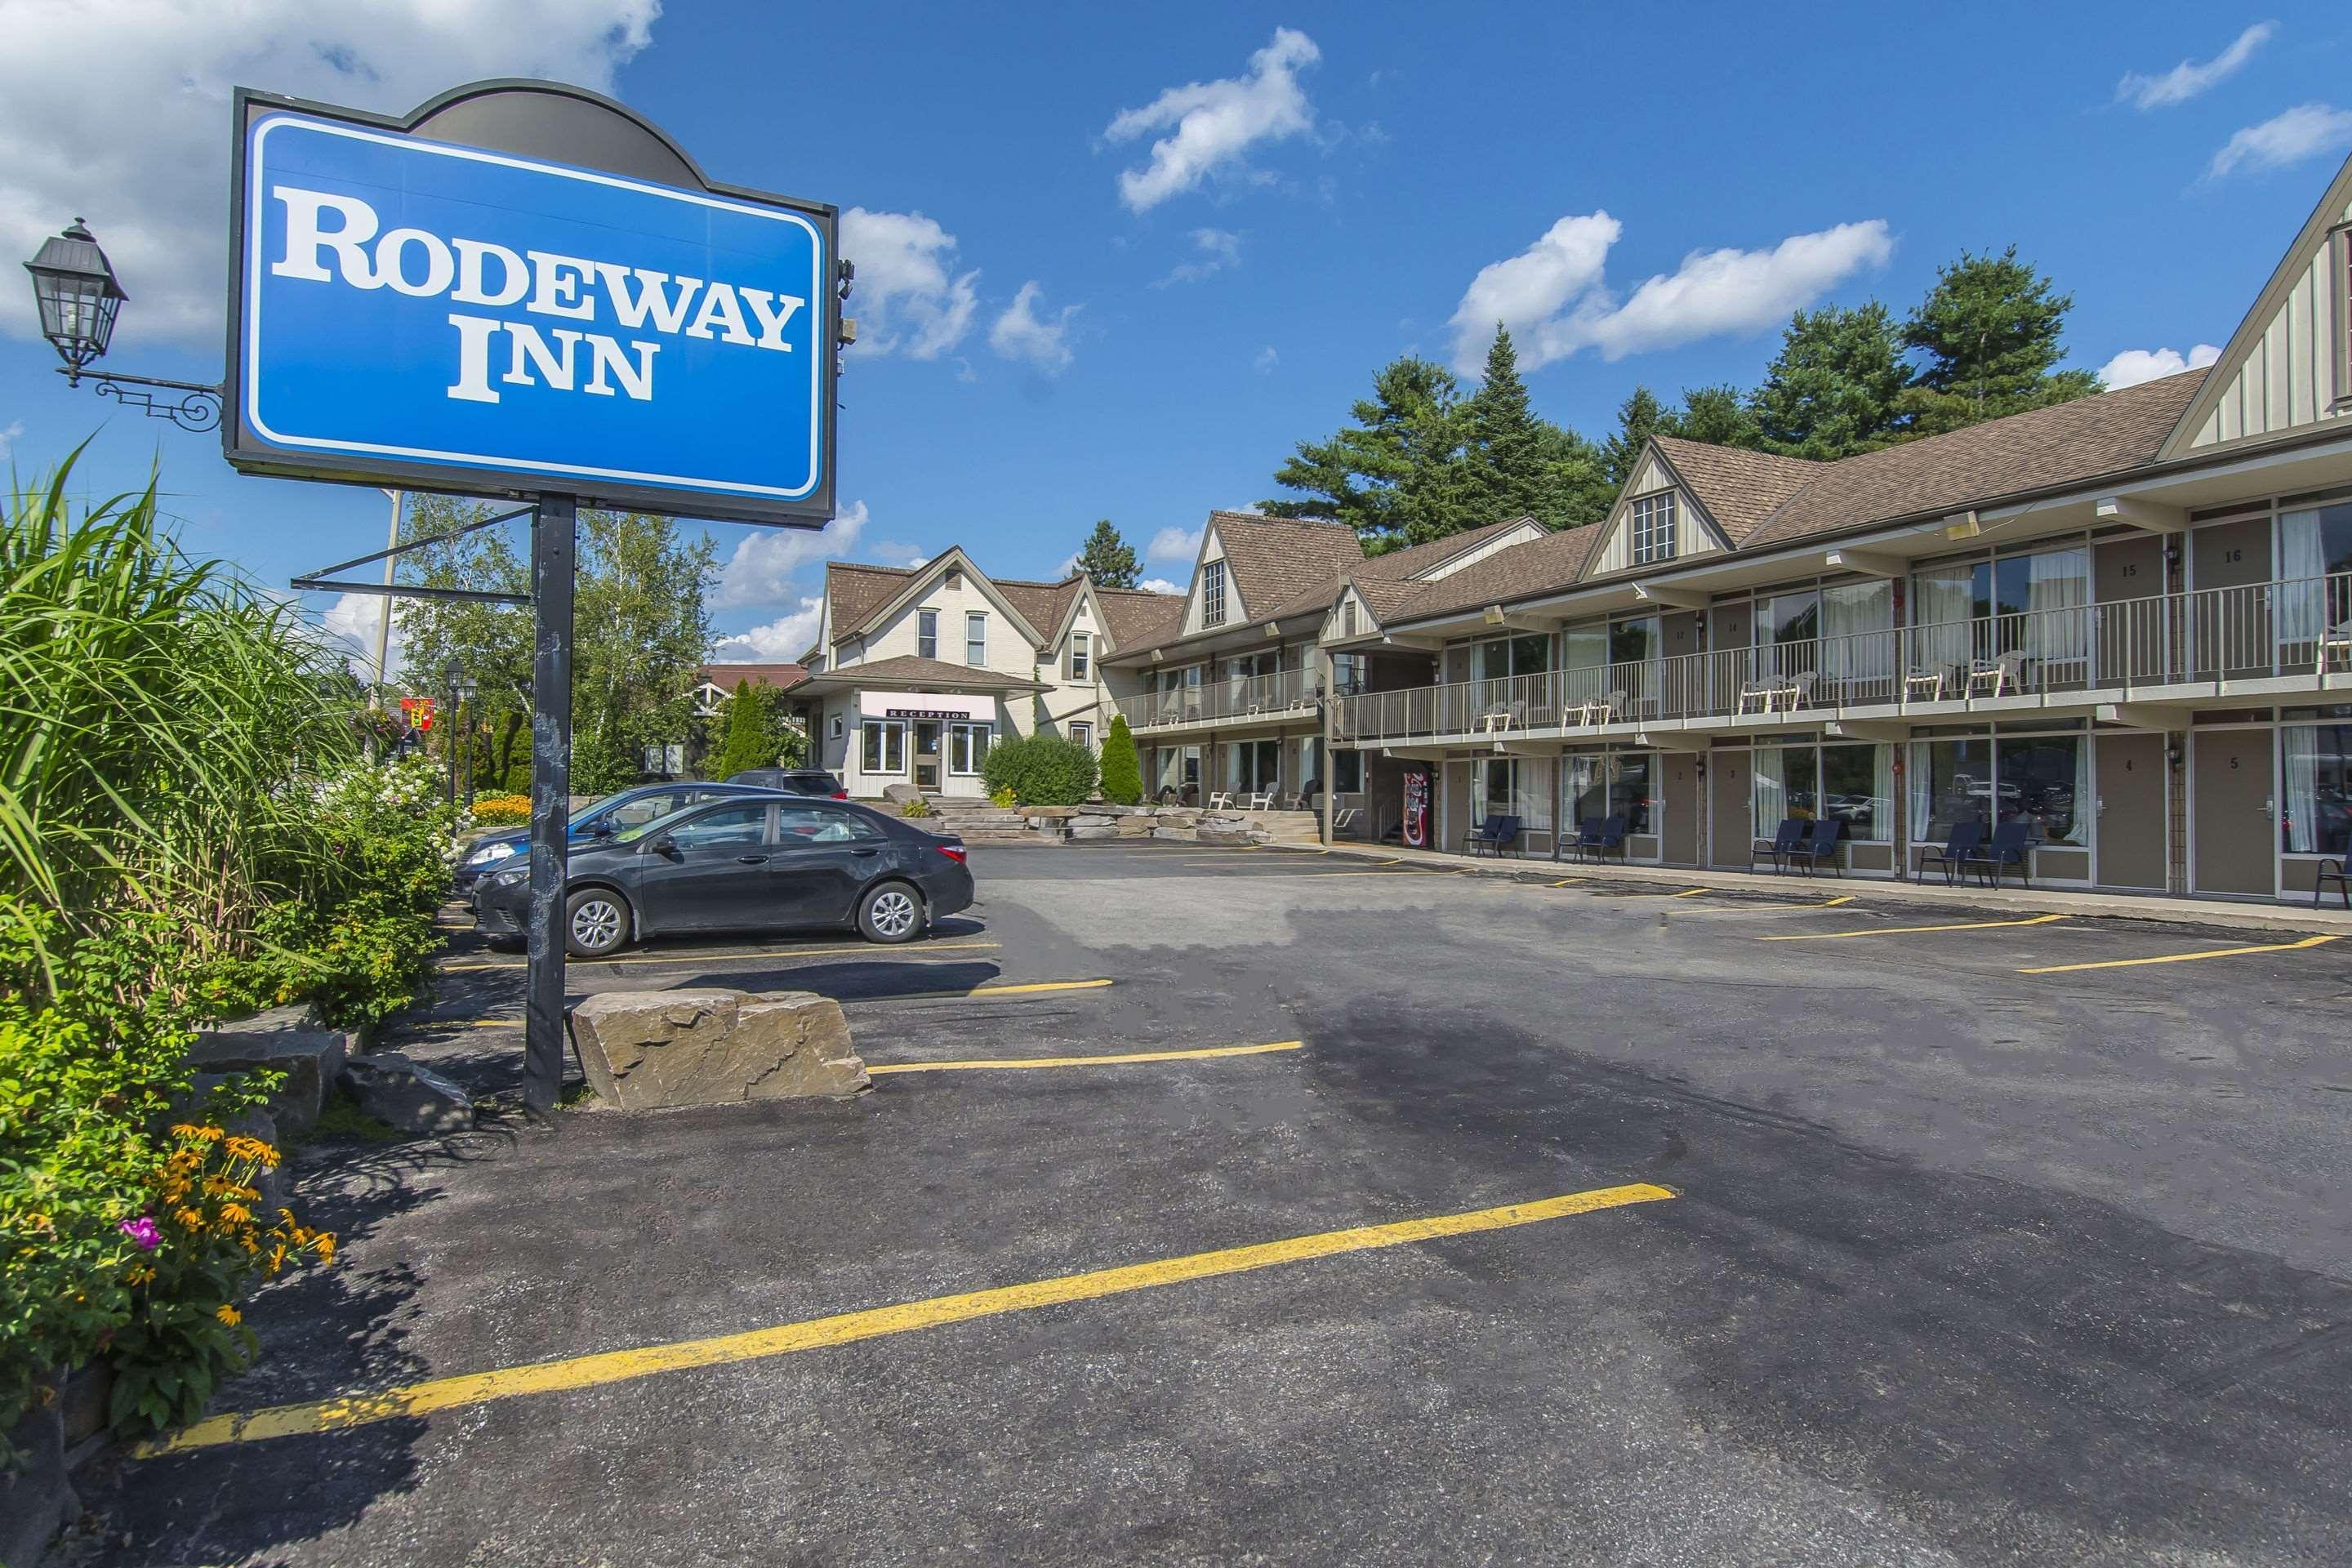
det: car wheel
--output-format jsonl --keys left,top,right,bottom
{"left": 857, "top": 881, "right": 923, "bottom": 944}
{"left": 565, "top": 889, "right": 631, "bottom": 957}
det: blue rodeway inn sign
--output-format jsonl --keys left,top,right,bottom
{"left": 225, "top": 82, "right": 839, "bottom": 527}
{"left": 229, "top": 80, "right": 847, "bottom": 1118}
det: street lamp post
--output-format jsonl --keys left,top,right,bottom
{"left": 22, "top": 219, "right": 224, "bottom": 432}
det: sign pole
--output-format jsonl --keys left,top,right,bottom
{"left": 523, "top": 492, "right": 577, "bottom": 1119}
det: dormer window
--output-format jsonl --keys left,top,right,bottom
{"left": 1631, "top": 492, "right": 1677, "bottom": 565}
{"left": 1201, "top": 559, "right": 1227, "bottom": 627}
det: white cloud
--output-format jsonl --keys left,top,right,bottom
{"left": 840, "top": 207, "right": 980, "bottom": 359}
{"left": 1147, "top": 525, "right": 1202, "bottom": 563}
{"left": 1052, "top": 551, "right": 1082, "bottom": 577}
{"left": 869, "top": 539, "right": 930, "bottom": 568}
{"left": 713, "top": 500, "right": 871, "bottom": 611}
{"left": 320, "top": 590, "right": 403, "bottom": 682}
{"left": 1448, "top": 214, "right": 1894, "bottom": 372}
{"left": 2099, "top": 342, "right": 2222, "bottom": 389}
{"left": 708, "top": 599, "right": 823, "bottom": 663}
{"left": 1104, "top": 29, "right": 1321, "bottom": 211}
{"left": 0, "top": 421, "right": 22, "bottom": 460}
{"left": 2205, "top": 103, "right": 2352, "bottom": 180}
{"left": 1154, "top": 227, "right": 1243, "bottom": 287}
{"left": 2117, "top": 23, "right": 2276, "bottom": 110}
{"left": 989, "top": 282, "right": 1079, "bottom": 373}
{"left": 0, "top": 0, "right": 657, "bottom": 350}
{"left": 1253, "top": 345, "right": 1279, "bottom": 375}
{"left": 1138, "top": 577, "right": 1183, "bottom": 595}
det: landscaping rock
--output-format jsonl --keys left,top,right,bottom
{"left": 880, "top": 782, "right": 924, "bottom": 805}
{"left": 344, "top": 1053, "right": 474, "bottom": 1134}
{"left": 1152, "top": 826, "right": 1200, "bottom": 842}
{"left": 1023, "top": 806, "right": 1081, "bottom": 821}
{"left": 187, "top": 1028, "right": 349, "bottom": 1134}
{"left": 1067, "top": 824, "right": 1119, "bottom": 840}
{"left": 568, "top": 989, "right": 866, "bottom": 1111}
{"left": 1070, "top": 813, "right": 1116, "bottom": 829}
{"left": 1116, "top": 817, "right": 1154, "bottom": 836}
{"left": 1, "top": 1396, "right": 74, "bottom": 1568}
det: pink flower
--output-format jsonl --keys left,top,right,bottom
{"left": 119, "top": 1215, "right": 162, "bottom": 1252}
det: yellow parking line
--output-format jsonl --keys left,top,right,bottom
{"left": 2020, "top": 933, "right": 2341, "bottom": 974}
{"left": 137, "top": 1182, "right": 1675, "bottom": 1454}
{"left": 461, "top": 978, "right": 1114, "bottom": 1029}
{"left": 1672, "top": 888, "right": 1709, "bottom": 898}
{"left": 439, "top": 940, "right": 1000, "bottom": 974}
{"left": 870, "top": 1040, "right": 1303, "bottom": 1074}
{"left": 1757, "top": 912, "right": 2066, "bottom": 942}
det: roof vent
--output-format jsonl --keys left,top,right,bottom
{"left": 945, "top": 568, "right": 964, "bottom": 589}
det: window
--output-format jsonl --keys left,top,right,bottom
{"left": 948, "top": 721, "right": 993, "bottom": 775}
{"left": 828, "top": 714, "right": 844, "bottom": 739}
{"left": 1201, "top": 559, "right": 1227, "bottom": 627}
{"left": 2283, "top": 725, "right": 2352, "bottom": 855}
{"left": 601, "top": 791, "right": 687, "bottom": 833}
{"left": 1630, "top": 492, "right": 1677, "bottom": 565}
{"left": 1070, "top": 721, "right": 1094, "bottom": 751}
{"left": 777, "top": 804, "right": 878, "bottom": 844}
{"left": 1229, "top": 737, "right": 1280, "bottom": 793}
{"left": 1476, "top": 756, "right": 1552, "bottom": 834}
{"left": 1608, "top": 752, "right": 1655, "bottom": 835}
{"left": 1067, "top": 631, "right": 1090, "bottom": 681}
{"left": 861, "top": 719, "right": 906, "bottom": 773}
{"left": 1331, "top": 653, "right": 1367, "bottom": 697}
{"left": 1753, "top": 743, "right": 1891, "bottom": 842}
{"left": 1911, "top": 547, "right": 2089, "bottom": 670}
{"left": 964, "top": 611, "right": 987, "bottom": 666}
{"left": 917, "top": 608, "right": 938, "bottom": 661}
{"left": 1909, "top": 733, "right": 2086, "bottom": 849}
{"left": 664, "top": 804, "right": 768, "bottom": 851}
{"left": 2279, "top": 501, "right": 2352, "bottom": 648}
{"left": 1332, "top": 748, "right": 1363, "bottom": 795}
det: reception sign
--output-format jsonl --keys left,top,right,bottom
{"left": 225, "top": 86, "right": 838, "bottom": 526}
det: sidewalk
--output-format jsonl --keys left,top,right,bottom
{"left": 1291, "top": 839, "right": 2352, "bottom": 937}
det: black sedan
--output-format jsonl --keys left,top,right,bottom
{"left": 472, "top": 796, "right": 973, "bottom": 956}
{"left": 454, "top": 780, "right": 784, "bottom": 892}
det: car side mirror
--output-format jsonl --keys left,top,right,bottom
{"left": 586, "top": 819, "right": 618, "bottom": 838}
{"left": 648, "top": 834, "right": 677, "bottom": 858}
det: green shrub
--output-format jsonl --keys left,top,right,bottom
{"left": 980, "top": 733, "right": 1098, "bottom": 807}
{"left": 1099, "top": 715, "right": 1142, "bottom": 805}
{"left": 899, "top": 798, "right": 933, "bottom": 819}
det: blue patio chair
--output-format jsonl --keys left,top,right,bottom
{"left": 1752, "top": 817, "right": 1805, "bottom": 875}
{"left": 1463, "top": 814, "right": 1523, "bottom": 858}
{"left": 2318, "top": 857, "right": 2349, "bottom": 911}
{"left": 1563, "top": 816, "right": 1603, "bottom": 862}
{"left": 1916, "top": 820, "right": 1983, "bottom": 884}
{"left": 1580, "top": 814, "right": 1629, "bottom": 864}
{"left": 1784, "top": 818, "right": 1844, "bottom": 877}
{"left": 1963, "top": 820, "right": 2034, "bottom": 888}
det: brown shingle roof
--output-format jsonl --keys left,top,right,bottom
{"left": 1650, "top": 439, "right": 1826, "bottom": 544}
{"left": 698, "top": 662, "right": 806, "bottom": 690}
{"left": 1096, "top": 586, "right": 1185, "bottom": 649}
{"left": 1382, "top": 522, "right": 1607, "bottom": 623}
{"left": 1353, "top": 515, "right": 1541, "bottom": 580}
{"left": 1208, "top": 511, "right": 1365, "bottom": 621}
{"left": 1740, "top": 369, "right": 2208, "bottom": 550}
{"left": 823, "top": 561, "right": 915, "bottom": 638}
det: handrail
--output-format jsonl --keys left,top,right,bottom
{"left": 1118, "top": 664, "right": 1321, "bottom": 730}
{"left": 1333, "top": 574, "right": 2352, "bottom": 743}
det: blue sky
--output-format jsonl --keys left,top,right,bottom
{"left": 4, "top": 3, "right": 2350, "bottom": 669}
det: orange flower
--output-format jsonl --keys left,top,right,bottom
{"left": 215, "top": 1305, "right": 241, "bottom": 1327}
{"left": 220, "top": 1203, "right": 252, "bottom": 1224}
{"left": 314, "top": 1234, "right": 336, "bottom": 1263}
{"left": 173, "top": 1208, "right": 204, "bottom": 1230}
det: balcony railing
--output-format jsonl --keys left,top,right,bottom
{"left": 1119, "top": 666, "right": 1322, "bottom": 731}
{"left": 1334, "top": 575, "right": 2352, "bottom": 745}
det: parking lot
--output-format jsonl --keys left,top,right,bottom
{"left": 77, "top": 843, "right": 2352, "bottom": 1566}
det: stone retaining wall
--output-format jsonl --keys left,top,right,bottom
{"left": 1013, "top": 803, "right": 1279, "bottom": 845}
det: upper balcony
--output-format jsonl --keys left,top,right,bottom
{"left": 1116, "top": 666, "right": 1322, "bottom": 734}
{"left": 1334, "top": 575, "right": 2352, "bottom": 747}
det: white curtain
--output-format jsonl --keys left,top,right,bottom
{"left": 1822, "top": 581, "right": 1892, "bottom": 689}
{"left": 1911, "top": 564, "right": 1974, "bottom": 675}
{"left": 1518, "top": 758, "right": 1555, "bottom": 832}
{"left": 2025, "top": 548, "right": 2090, "bottom": 669}
{"left": 1751, "top": 746, "right": 1788, "bottom": 832}
{"left": 1907, "top": 741, "right": 1935, "bottom": 840}
{"left": 2280, "top": 508, "right": 2328, "bottom": 648}
{"left": 2283, "top": 728, "right": 2321, "bottom": 854}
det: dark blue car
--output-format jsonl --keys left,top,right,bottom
{"left": 453, "top": 781, "right": 780, "bottom": 892}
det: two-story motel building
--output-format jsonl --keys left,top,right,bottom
{"left": 784, "top": 153, "right": 2352, "bottom": 906}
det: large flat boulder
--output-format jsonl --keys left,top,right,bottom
{"left": 568, "top": 989, "right": 867, "bottom": 1111}
{"left": 188, "top": 1025, "right": 350, "bottom": 1133}
{"left": 880, "top": 782, "right": 924, "bottom": 805}
{"left": 344, "top": 1053, "right": 474, "bottom": 1134}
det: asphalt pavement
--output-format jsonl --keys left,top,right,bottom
{"left": 65, "top": 843, "right": 2352, "bottom": 1566}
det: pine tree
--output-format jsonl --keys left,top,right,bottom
{"left": 1265, "top": 355, "right": 1471, "bottom": 546}
{"left": 1662, "top": 385, "right": 1763, "bottom": 450}
{"left": 1750, "top": 303, "right": 1910, "bottom": 461}
{"left": 1099, "top": 714, "right": 1143, "bottom": 805}
{"left": 1075, "top": 519, "right": 1140, "bottom": 588}
{"left": 1897, "top": 246, "right": 2100, "bottom": 436}
{"left": 712, "top": 679, "right": 778, "bottom": 777}
{"left": 1601, "top": 386, "right": 1667, "bottom": 488}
